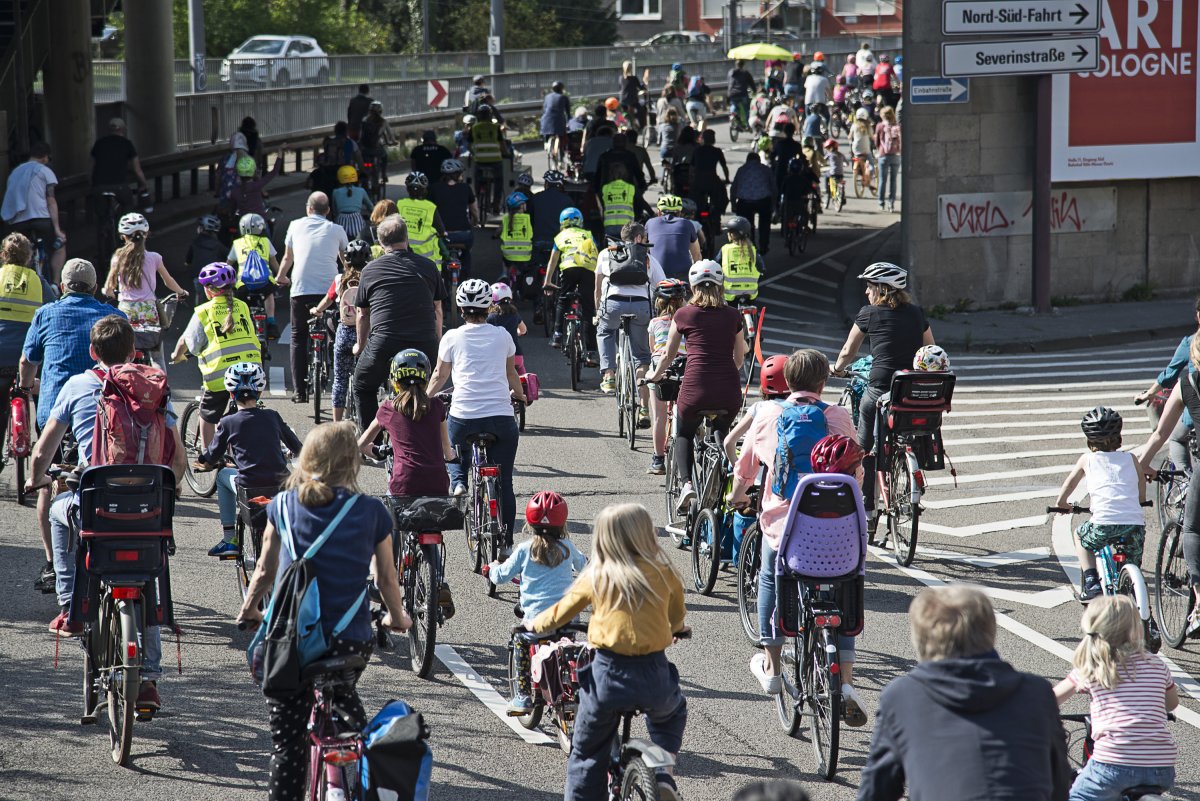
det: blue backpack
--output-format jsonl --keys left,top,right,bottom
{"left": 772, "top": 399, "right": 829, "bottom": 501}
{"left": 360, "top": 699, "right": 433, "bottom": 801}
{"left": 240, "top": 249, "right": 272, "bottom": 292}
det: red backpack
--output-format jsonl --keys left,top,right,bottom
{"left": 92, "top": 365, "right": 176, "bottom": 466}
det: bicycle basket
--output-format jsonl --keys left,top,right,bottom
{"left": 156, "top": 295, "right": 179, "bottom": 329}
{"left": 777, "top": 576, "right": 863, "bottom": 637}
{"left": 133, "top": 328, "right": 162, "bottom": 352}
{"left": 390, "top": 496, "right": 465, "bottom": 532}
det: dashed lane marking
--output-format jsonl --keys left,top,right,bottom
{"left": 948, "top": 344, "right": 1173, "bottom": 363}
{"left": 920, "top": 515, "right": 1048, "bottom": 538}
{"left": 927, "top": 464, "right": 1073, "bottom": 486}
{"left": 435, "top": 644, "right": 555, "bottom": 746}
{"left": 870, "top": 547, "right": 1074, "bottom": 608}
{"left": 951, "top": 393, "right": 1141, "bottom": 405}
{"left": 943, "top": 419, "right": 1115, "bottom": 431}
{"left": 947, "top": 405, "right": 1141, "bottom": 418}
{"left": 917, "top": 545, "right": 1051, "bottom": 567}
{"left": 269, "top": 366, "right": 287, "bottom": 396}
{"left": 923, "top": 488, "right": 1059, "bottom": 509}
{"left": 942, "top": 429, "right": 1150, "bottom": 447}
{"left": 955, "top": 380, "right": 1145, "bottom": 392}
{"left": 759, "top": 228, "right": 886, "bottom": 287}
{"left": 951, "top": 357, "right": 1163, "bottom": 372}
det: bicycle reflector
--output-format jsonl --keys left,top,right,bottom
{"left": 323, "top": 749, "right": 360, "bottom": 766}
{"left": 814, "top": 614, "right": 842, "bottom": 629}
{"left": 112, "top": 584, "right": 142, "bottom": 596}
{"left": 127, "top": 642, "right": 138, "bottom": 660}
{"left": 479, "top": 466, "right": 500, "bottom": 477}
{"left": 1112, "top": 553, "right": 1126, "bottom": 564}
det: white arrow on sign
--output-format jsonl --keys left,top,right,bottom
{"left": 941, "top": 35, "right": 1098, "bottom": 77}
{"left": 427, "top": 79, "right": 448, "bottom": 109}
{"left": 943, "top": 0, "right": 1100, "bottom": 35}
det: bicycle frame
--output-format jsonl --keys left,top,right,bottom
{"left": 1097, "top": 545, "right": 1152, "bottom": 621}
{"left": 307, "top": 683, "right": 363, "bottom": 800}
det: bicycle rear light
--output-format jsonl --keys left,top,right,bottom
{"left": 814, "top": 615, "right": 841, "bottom": 629}
{"left": 418, "top": 533, "right": 442, "bottom": 545}
{"left": 479, "top": 466, "right": 500, "bottom": 477}
{"left": 127, "top": 642, "right": 138, "bottom": 660}
{"left": 113, "top": 585, "right": 142, "bottom": 597}
{"left": 1112, "top": 552, "right": 1126, "bottom": 564}
{"left": 489, "top": 498, "right": 499, "bottom": 517}
{"left": 323, "top": 749, "right": 360, "bottom": 766}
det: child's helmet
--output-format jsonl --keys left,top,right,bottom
{"left": 724, "top": 216, "right": 752, "bottom": 237}
{"left": 235, "top": 156, "right": 257, "bottom": 177}
{"left": 456, "top": 278, "right": 493, "bottom": 310}
{"left": 559, "top": 207, "right": 584, "bottom": 228}
{"left": 526, "top": 490, "right": 568, "bottom": 527}
{"left": 223, "top": 362, "right": 267, "bottom": 395}
{"left": 654, "top": 278, "right": 687, "bottom": 299}
{"left": 505, "top": 191, "right": 529, "bottom": 211}
{"left": 199, "top": 214, "right": 222, "bottom": 234}
{"left": 760, "top": 355, "right": 790, "bottom": 397}
{"left": 337, "top": 165, "right": 358, "bottom": 185}
{"left": 491, "top": 282, "right": 514, "bottom": 303}
{"left": 239, "top": 213, "right": 267, "bottom": 236}
{"left": 346, "top": 239, "right": 373, "bottom": 268}
{"left": 913, "top": 345, "right": 950, "bottom": 372}
{"left": 389, "top": 349, "right": 431, "bottom": 389}
{"left": 198, "top": 262, "right": 236, "bottom": 289}
{"left": 811, "top": 434, "right": 865, "bottom": 474}
{"left": 1081, "top": 407, "right": 1123, "bottom": 439}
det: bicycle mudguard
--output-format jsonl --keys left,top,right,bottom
{"left": 623, "top": 738, "right": 675, "bottom": 770}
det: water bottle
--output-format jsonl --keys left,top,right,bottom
{"left": 10, "top": 396, "right": 29, "bottom": 456}
{"left": 325, "top": 788, "right": 346, "bottom": 801}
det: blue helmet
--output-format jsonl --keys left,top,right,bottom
{"left": 506, "top": 191, "right": 529, "bottom": 211}
{"left": 671, "top": 63, "right": 682, "bottom": 71}
{"left": 559, "top": 207, "right": 583, "bottom": 228}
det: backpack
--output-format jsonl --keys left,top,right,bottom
{"left": 360, "top": 699, "right": 433, "bottom": 801}
{"left": 241, "top": 249, "right": 271, "bottom": 292}
{"left": 92, "top": 365, "right": 176, "bottom": 467}
{"left": 879, "top": 123, "right": 901, "bottom": 155}
{"left": 607, "top": 241, "right": 651, "bottom": 287}
{"left": 771, "top": 399, "right": 830, "bottom": 501}
{"left": 252, "top": 494, "right": 367, "bottom": 699}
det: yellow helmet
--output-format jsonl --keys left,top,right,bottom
{"left": 337, "top": 165, "right": 359, "bottom": 185}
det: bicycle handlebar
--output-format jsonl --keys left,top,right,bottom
{"left": 1047, "top": 505, "right": 1089, "bottom": 515}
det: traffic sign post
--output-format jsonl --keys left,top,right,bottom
{"left": 942, "top": 0, "right": 1099, "bottom": 35}
{"left": 942, "top": 35, "right": 1098, "bottom": 77}
{"left": 909, "top": 77, "right": 970, "bottom": 104}
{"left": 427, "top": 79, "right": 449, "bottom": 109}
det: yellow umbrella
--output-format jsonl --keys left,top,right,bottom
{"left": 727, "top": 42, "right": 796, "bottom": 61}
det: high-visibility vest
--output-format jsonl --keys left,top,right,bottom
{"left": 601, "top": 180, "right": 635, "bottom": 229}
{"left": 721, "top": 242, "right": 759, "bottom": 301}
{"left": 396, "top": 198, "right": 441, "bottom": 267}
{"left": 195, "top": 295, "right": 262, "bottom": 391}
{"left": 0, "top": 263, "right": 43, "bottom": 324}
{"left": 554, "top": 227, "right": 598, "bottom": 272}
{"left": 471, "top": 121, "right": 503, "bottom": 163}
{"left": 500, "top": 213, "right": 532, "bottom": 263}
{"left": 232, "top": 234, "right": 272, "bottom": 288}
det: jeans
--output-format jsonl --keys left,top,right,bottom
{"left": 757, "top": 538, "right": 856, "bottom": 659}
{"left": 288, "top": 294, "right": 323, "bottom": 393}
{"left": 331, "top": 323, "right": 356, "bottom": 409}
{"left": 1068, "top": 760, "right": 1174, "bottom": 801}
{"left": 566, "top": 649, "right": 687, "bottom": 801}
{"left": 1167, "top": 417, "right": 1193, "bottom": 472}
{"left": 354, "top": 336, "right": 439, "bottom": 432}
{"left": 877, "top": 154, "right": 900, "bottom": 206}
{"left": 784, "top": 83, "right": 802, "bottom": 98}
{"left": 857, "top": 385, "right": 885, "bottom": 511}
{"left": 216, "top": 468, "right": 239, "bottom": 529}
{"left": 448, "top": 414, "right": 520, "bottom": 544}
{"left": 596, "top": 296, "right": 652, "bottom": 372}
{"left": 446, "top": 229, "right": 475, "bottom": 280}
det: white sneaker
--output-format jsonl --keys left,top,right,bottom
{"left": 750, "top": 652, "right": 781, "bottom": 695}
{"left": 842, "top": 684, "right": 867, "bottom": 727}
{"left": 675, "top": 482, "right": 696, "bottom": 514}
{"left": 452, "top": 482, "right": 466, "bottom": 497}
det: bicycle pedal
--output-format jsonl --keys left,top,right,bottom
{"left": 81, "top": 713, "right": 98, "bottom": 725}
{"left": 134, "top": 707, "right": 156, "bottom": 721}
{"left": 217, "top": 554, "right": 240, "bottom": 561}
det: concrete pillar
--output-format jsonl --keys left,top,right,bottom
{"left": 123, "top": 0, "right": 177, "bottom": 156}
{"left": 42, "top": 0, "right": 94, "bottom": 177}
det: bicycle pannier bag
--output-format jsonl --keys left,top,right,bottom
{"left": 392, "top": 496, "right": 465, "bottom": 532}
{"left": 92, "top": 365, "right": 176, "bottom": 466}
{"left": 771, "top": 399, "right": 829, "bottom": 500}
{"left": 520, "top": 371, "right": 540, "bottom": 403}
{"left": 361, "top": 699, "right": 433, "bottom": 801}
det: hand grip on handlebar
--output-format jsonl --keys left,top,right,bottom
{"left": 1047, "top": 505, "right": 1089, "bottom": 515}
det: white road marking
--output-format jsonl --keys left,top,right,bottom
{"left": 951, "top": 357, "right": 1163, "bottom": 372}
{"left": 269, "top": 365, "right": 287, "bottom": 396}
{"left": 921, "top": 515, "right": 1048, "bottom": 538}
{"left": 870, "top": 547, "right": 1074, "bottom": 608}
{"left": 917, "top": 545, "right": 1051, "bottom": 567}
{"left": 950, "top": 448, "right": 1091, "bottom": 463}
{"left": 957, "top": 367, "right": 1158, "bottom": 382}
{"left": 923, "top": 488, "right": 1059, "bottom": 509}
{"left": 762, "top": 332, "right": 848, "bottom": 347}
{"left": 943, "top": 419, "right": 1109, "bottom": 431}
{"left": 947, "top": 404, "right": 1141, "bottom": 418}
{"left": 951, "top": 393, "right": 1141, "bottom": 405}
{"left": 763, "top": 282, "right": 840, "bottom": 305}
{"left": 756, "top": 296, "right": 826, "bottom": 313}
{"left": 759, "top": 227, "right": 885, "bottom": 287}
{"left": 948, "top": 344, "right": 1174, "bottom": 363}
{"left": 942, "top": 429, "right": 1150, "bottom": 447}
{"left": 954, "top": 380, "right": 1146, "bottom": 392}
{"left": 1051, "top": 507, "right": 1082, "bottom": 590}
{"left": 435, "top": 644, "right": 555, "bottom": 746}
{"left": 927, "top": 464, "right": 1073, "bottom": 486}
{"left": 793, "top": 273, "right": 840, "bottom": 289}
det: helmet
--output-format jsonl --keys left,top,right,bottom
{"left": 337, "top": 165, "right": 358, "bottom": 185}
{"left": 389, "top": 349, "right": 431, "bottom": 389}
{"left": 680, "top": 197, "right": 697, "bottom": 217}
{"left": 688, "top": 259, "right": 723, "bottom": 288}
{"left": 813, "top": 51, "right": 826, "bottom": 61}
{"left": 441, "top": 158, "right": 464, "bottom": 175}
{"left": 406, "top": 171, "right": 430, "bottom": 190}
{"left": 724, "top": 216, "right": 751, "bottom": 237}
{"left": 605, "top": 97, "right": 620, "bottom": 111}
{"left": 506, "top": 191, "right": 529, "bottom": 211}
{"left": 1081, "top": 407, "right": 1123, "bottom": 440}
{"left": 895, "top": 56, "right": 903, "bottom": 65}
{"left": 223, "top": 362, "right": 267, "bottom": 396}
{"left": 559, "top": 207, "right": 583, "bottom": 228}
{"left": 656, "top": 194, "right": 683, "bottom": 214}
{"left": 671, "top": 63, "right": 682, "bottom": 72}
{"left": 491, "top": 282, "right": 514, "bottom": 303}
{"left": 836, "top": 75, "right": 846, "bottom": 85}
{"left": 543, "top": 169, "right": 565, "bottom": 186}
{"left": 346, "top": 239, "right": 373, "bottom": 267}
{"left": 462, "top": 114, "right": 477, "bottom": 126}
{"left": 199, "top": 214, "right": 221, "bottom": 234}
{"left": 239, "top": 213, "right": 267, "bottom": 236}
{"left": 823, "top": 138, "right": 839, "bottom": 150}
{"left": 369, "top": 100, "right": 383, "bottom": 113}
{"left": 526, "top": 490, "right": 568, "bottom": 528}
{"left": 235, "top": 156, "right": 257, "bottom": 178}
{"left": 197, "top": 262, "right": 236, "bottom": 289}
{"left": 760, "top": 355, "right": 790, "bottom": 397}
{"left": 516, "top": 172, "right": 534, "bottom": 188}
{"left": 551, "top": 80, "right": 565, "bottom": 92}
{"left": 855, "top": 107, "right": 870, "bottom": 121}
{"left": 477, "top": 103, "right": 492, "bottom": 115}
{"left": 117, "top": 213, "right": 149, "bottom": 236}
{"left": 913, "top": 345, "right": 950, "bottom": 372}
{"left": 861, "top": 89, "right": 875, "bottom": 101}
{"left": 811, "top": 435, "right": 865, "bottom": 475}
{"left": 456, "top": 278, "right": 493, "bottom": 310}
{"left": 574, "top": 106, "right": 588, "bottom": 119}
{"left": 654, "top": 278, "right": 687, "bottom": 299}
{"left": 858, "top": 261, "right": 908, "bottom": 289}
{"left": 879, "top": 54, "right": 891, "bottom": 63}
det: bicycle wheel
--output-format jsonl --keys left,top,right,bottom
{"left": 409, "top": 544, "right": 440, "bottom": 678}
{"left": 737, "top": 523, "right": 762, "bottom": 646}
{"left": 853, "top": 169, "right": 865, "bottom": 198}
{"left": 107, "top": 597, "right": 138, "bottom": 766}
{"left": 311, "top": 353, "right": 323, "bottom": 424}
{"left": 663, "top": 443, "right": 685, "bottom": 549}
{"left": 542, "top": 292, "right": 555, "bottom": 338}
{"left": 234, "top": 515, "right": 251, "bottom": 601}
{"left": 82, "top": 620, "right": 102, "bottom": 722}
{"left": 776, "top": 635, "right": 801, "bottom": 735}
{"left": 824, "top": 182, "right": 832, "bottom": 210}
{"left": 15, "top": 437, "right": 27, "bottom": 506}
{"left": 181, "top": 402, "right": 218, "bottom": 497}
{"left": 1117, "top": 564, "right": 1159, "bottom": 653}
{"left": 568, "top": 324, "right": 581, "bottom": 392}
{"left": 887, "top": 455, "right": 919, "bottom": 567}
{"left": 1155, "top": 521, "right": 1195, "bottom": 648}
{"left": 807, "top": 626, "right": 842, "bottom": 779}
{"left": 691, "top": 508, "right": 721, "bottom": 595}
{"left": 837, "top": 185, "right": 846, "bottom": 212}
{"left": 507, "top": 641, "right": 544, "bottom": 729}
{"left": 623, "top": 347, "right": 637, "bottom": 451}
{"left": 619, "top": 755, "right": 660, "bottom": 801}
{"left": 616, "top": 349, "right": 626, "bottom": 439}
{"left": 467, "top": 475, "right": 485, "bottom": 574}
{"left": 729, "top": 119, "right": 740, "bottom": 143}
{"left": 486, "top": 483, "right": 502, "bottom": 597}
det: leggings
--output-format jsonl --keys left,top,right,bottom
{"left": 331, "top": 323, "right": 356, "bottom": 409}
{"left": 1181, "top": 466, "right": 1200, "bottom": 588}
{"left": 672, "top": 408, "right": 734, "bottom": 489}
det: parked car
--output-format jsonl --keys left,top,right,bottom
{"left": 219, "top": 35, "right": 330, "bottom": 89}
{"left": 92, "top": 25, "right": 121, "bottom": 58}
{"left": 638, "top": 31, "right": 715, "bottom": 46}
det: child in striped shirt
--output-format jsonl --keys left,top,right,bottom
{"left": 1054, "top": 595, "right": 1177, "bottom": 801}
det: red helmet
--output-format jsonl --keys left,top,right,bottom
{"left": 760, "top": 355, "right": 789, "bottom": 397}
{"left": 811, "top": 435, "right": 865, "bottom": 474}
{"left": 526, "top": 490, "right": 568, "bottom": 527}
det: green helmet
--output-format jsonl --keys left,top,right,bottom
{"left": 235, "top": 156, "right": 256, "bottom": 178}
{"left": 656, "top": 194, "right": 683, "bottom": 214}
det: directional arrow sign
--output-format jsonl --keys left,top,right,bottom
{"left": 943, "top": 0, "right": 1100, "bottom": 35}
{"left": 941, "top": 35, "right": 1098, "bottom": 77}
{"left": 909, "top": 76, "right": 970, "bottom": 104}
{"left": 427, "top": 79, "right": 448, "bottom": 109}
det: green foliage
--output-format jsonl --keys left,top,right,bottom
{"left": 429, "top": 0, "right": 618, "bottom": 51}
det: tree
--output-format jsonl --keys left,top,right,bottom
{"left": 429, "top": 0, "right": 617, "bottom": 51}
{"left": 163, "top": 0, "right": 392, "bottom": 57}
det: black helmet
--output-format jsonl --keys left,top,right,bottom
{"left": 346, "top": 239, "right": 372, "bottom": 268}
{"left": 406, "top": 171, "right": 430, "bottom": 190}
{"left": 1080, "top": 406, "right": 1123, "bottom": 439}
{"left": 724, "top": 216, "right": 752, "bottom": 237}
{"left": 543, "top": 169, "right": 565, "bottom": 187}
{"left": 389, "top": 348, "right": 431, "bottom": 390}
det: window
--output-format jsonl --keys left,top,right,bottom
{"left": 618, "top": 0, "right": 661, "bottom": 20}
{"left": 833, "top": 0, "right": 896, "bottom": 15}
{"left": 701, "top": 0, "right": 724, "bottom": 18}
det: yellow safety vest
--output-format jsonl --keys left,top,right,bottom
{"left": 500, "top": 213, "right": 532, "bottom": 263}
{"left": 601, "top": 180, "right": 635, "bottom": 229}
{"left": 471, "top": 121, "right": 503, "bottom": 163}
{"left": 232, "top": 235, "right": 273, "bottom": 288}
{"left": 554, "top": 227, "right": 598, "bottom": 272}
{"left": 195, "top": 295, "right": 262, "bottom": 391}
{"left": 721, "top": 242, "right": 759, "bottom": 302}
{"left": 0, "top": 263, "right": 43, "bottom": 324}
{"left": 396, "top": 198, "right": 441, "bottom": 267}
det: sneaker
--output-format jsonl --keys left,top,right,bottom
{"left": 266, "top": 322, "right": 280, "bottom": 340}
{"left": 889, "top": 202, "right": 897, "bottom": 212}
{"left": 647, "top": 455, "right": 666, "bottom": 475}
{"left": 291, "top": 391, "right": 308, "bottom": 404}
{"left": 750, "top": 652, "right": 782, "bottom": 695}
{"left": 550, "top": 333, "right": 563, "bottom": 349}
{"left": 600, "top": 374, "right": 616, "bottom": 394}
{"left": 49, "top": 608, "right": 83, "bottom": 638}
{"left": 135, "top": 680, "right": 161, "bottom": 711}
{"left": 533, "top": 309, "right": 545, "bottom": 325}
{"left": 637, "top": 407, "right": 651, "bottom": 429}
{"left": 438, "top": 583, "right": 456, "bottom": 622}
{"left": 451, "top": 482, "right": 467, "bottom": 497}
{"left": 33, "top": 560, "right": 54, "bottom": 593}
{"left": 585, "top": 351, "right": 600, "bottom": 368}
{"left": 506, "top": 692, "right": 533, "bottom": 716}
{"left": 842, "top": 684, "right": 867, "bottom": 727}
{"left": 208, "top": 540, "right": 240, "bottom": 558}
{"left": 1186, "top": 612, "right": 1200, "bottom": 640}
{"left": 675, "top": 482, "right": 696, "bottom": 514}
{"left": 1079, "top": 573, "right": 1103, "bottom": 602}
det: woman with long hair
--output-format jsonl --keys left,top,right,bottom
{"left": 103, "top": 213, "right": 188, "bottom": 328}
{"left": 874, "top": 105, "right": 902, "bottom": 212}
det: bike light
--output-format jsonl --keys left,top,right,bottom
{"left": 910, "top": 417, "right": 927, "bottom": 426}
{"left": 829, "top": 661, "right": 840, "bottom": 674}
{"left": 418, "top": 533, "right": 443, "bottom": 545}
{"left": 310, "top": 333, "right": 325, "bottom": 341}
{"left": 1112, "top": 553, "right": 1126, "bottom": 564}
{"left": 479, "top": 466, "right": 499, "bottom": 477}
{"left": 113, "top": 586, "right": 142, "bottom": 598}
{"left": 323, "top": 749, "right": 360, "bottom": 766}
{"left": 489, "top": 498, "right": 498, "bottom": 516}
{"left": 114, "top": 550, "right": 141, "bottom": 563}
{"left": 127, "top": 642, "right": 138, "bottom": 660}
{"left": 913, "top": 470, "right": 927, "bottom": 490}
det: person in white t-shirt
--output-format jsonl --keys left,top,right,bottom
{"left": 428, "top": 278, "right": 527, "bottom": 557}
{"left": 0, "top": 143, "right": 65, "bottom": 281}
{"left": 855, "top": 42, "right": 877, "bottom": 76}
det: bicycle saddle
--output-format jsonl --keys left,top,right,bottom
{"left": 1122, "top": 786, "right": 1167, "bottom": 801}
{"left": 302, "top": 654, "right": 367, "bottom": 682}
{"left": 466, "top": 432, "right": 498, "bottom": 445}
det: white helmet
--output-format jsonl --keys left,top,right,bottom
{"left": 857, "top": 261, "right": 908, "bottom": 289}
{"left": 223, "top": 362, "right": 267, "bottom": 395}
{"left": 688, "top": 259, "right": 724, "bottom": 288}
{"left": 462, "top": 114, "right": 477, "bottom": 126}
{"left": 239, "top": 213, "right": 267, "bottom": 236}
{"left": 491, "top": 282, "right": 514, "bottom": 303}
{"left": 118, "top": 213, "right": 149, "bottom": 236}
{"left": 854, "top": 107, "right": 870, "bottom": 121}
{"left": 456, "top": 278, "right": 493, "bottom": 310}
{"left": 913, "top": 345, "right": 950, "bottom": 372}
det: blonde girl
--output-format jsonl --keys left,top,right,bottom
{"left": 531, "top": 503, "right": 688, "bottom": 800}
{"left": 849, "top": 109, "right": 875, "bottom": 193}
{"left": 104, "top": 213, "right": 188, "bottom": 327}
{"left": 1054, "top": 596, "right": 1177, "bottom": 801}
{"left": 646, "top": 278, "right": 688, "bottom": 475}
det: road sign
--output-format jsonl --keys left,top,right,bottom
{"left": 909, "top": 76, "right": 970, "bottom": 104}
{"left": 487, "top": 36, "right": 501, "bottom": 56}
{"left": 943, "top": 0, "right": 1100, "bottom": 35}
{"left": 942, "top": 35, "right": 1098, "bottom": 77}
{"left": 427, "top": 79, "right": 448, "bottom": 109}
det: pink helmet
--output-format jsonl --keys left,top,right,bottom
{"left": 198, "top": 262, "right": 236, "bottom": 289}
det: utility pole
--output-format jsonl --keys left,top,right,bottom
{"left": 489, "top": 0, "right": 504, "bottom": 73}
{"left": 422, "top": 0, "right": 430, "bottom": 54}
{"left": 188, "top": 0, "right": 206, "bottom": 92}
{"left": 678, "top": 0, "right": 684, "bottom": 31}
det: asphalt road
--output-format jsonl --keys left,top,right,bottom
{"left": 3, "top": 127, "right": 1198, "bottom": 801}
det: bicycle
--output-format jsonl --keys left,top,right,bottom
{"left": 728, "top": 98, "right": 752, "bottom": 143}
{"left": 647, "top": 358, "right": 688, "bottom": 549}
{"left": 307, "top": 312, "right": 334, "bottom": 424}
{"left": 731, "top": 296, "right": 759, "bottom": 386}
{"left": 231, "top": 485, "right": 277, "bottom": 605}
{"left": 696, "top": 206, "right": 721, "bottom": 260}
{"left": 735, "top": 486, "right": 763, "bottom": 646}
{"left": 386, "top": 495, "right": 458, "bottom": 678}
{"left": 303, "top": 653, "right": 369, "bottom": 801}
{"left": 180, "top": 395, "right": 219, "bottom": 497}
{"left": 94, "top": 190, "right": 122, "bottom": 269}
{"left": 1060, "top": 712, "right": 1174, "bottom": 800}
{"left": 689, "top": 411, "right": 733, "bottom": 596}
{"left": 1153, "top": 467, "right": 1196, "bottom": 649}
{"left": 837, "top": 357, "right": 872, "bottom": 429}
{"left": 824, "top": 174, "right": 846, "bottom": 212}
{"left": 444, "top": 244, "right": 465, "bottom": 324}
{"left": 464, "top": 432, "right": 505, "bottom": 597}
{"left": 615, "top": 314, "right": 640, "bottom": 451}
{"left": 508, "top": 620, "right": 589, "bottom": 752}
{"left": 362, "top": 155, "right": 386, "bottom": 203}
{"left": 852, "top": 155, "right": 875, "bottom": 198}
{"left": 553, "top": 288, "right": 585, "bottom": 392}
{"left": 245, "top": 289, "right": 273, "bottom": 391}
{"left": 783, "top": 204, "right": 809, "bottom": 256}
{"left": 1, "top": 378, "right": 33, "bottom": 506}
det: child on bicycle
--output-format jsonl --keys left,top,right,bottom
{"left": 719, "top": 216, "right": 761, "bottom": 304}
{"left": 228, "top": 212, "right": 280, "bottom": 340}
{"left": 488, "top": 282, "right": 527, "bottom": 374}
{"left": 647, "top": 278, "right": 688, "bottom": 476}
{"left": 195, "top": 362, "right": 302, "bottom": 557}
{"left": 530, "top": 503, "right": 688, "bottom": 801}
{"left": 1053, "top": 595, "right": 1177, "bottom": 801}
{"left": 310, "top": 240, "right": 372, "bottom": 422}
{"left": 102, "top": 213, "right": 189, "bottom": 328}
{"left": 779, "top": 158, "right": 818, "bottom": 234}
{"left": 1052, "top": 407, "right": 1146, "bottom": 601}
{"left": 821, "top": 139, "right": 847, "bottom": 200}
{"left": 488, "top": 491, "right": 586, "bottom": 715}
{"left": 185, "top": 215, "right": 227, "bottom": 299}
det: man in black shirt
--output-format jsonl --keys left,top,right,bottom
{"left": 346, "top": 84, "right": 373, "bottom": 140}
{"left": 689, "top": 128, "right": 730, "bottom": 220}
{"left": 727, "top": 59, "right": 757, "bottom": 129}
{"left": 410, "top": 131, "right": 454, "bottom": 183}
{"left": 353, "top": 214, "right": 447, "bottom": 430}
{"left": 429, "top": 160, "right": 478, "bottom": 278}
{"left": 90, "top": 118, "right": 148, "bottom": 213}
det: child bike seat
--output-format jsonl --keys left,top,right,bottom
{"left": 777, "top": 473, "right": 866, "bottom": 580}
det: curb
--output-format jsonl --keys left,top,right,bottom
{"left": 937, "top": 323, "right": 1194, "bottom": 354}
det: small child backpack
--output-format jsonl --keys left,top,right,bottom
{"left": 771, "top": 398, "right": 829, "bottom": 501}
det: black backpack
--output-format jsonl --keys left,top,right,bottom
{"left": 608, "top": 241, "right": 651, "bottom": 287}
